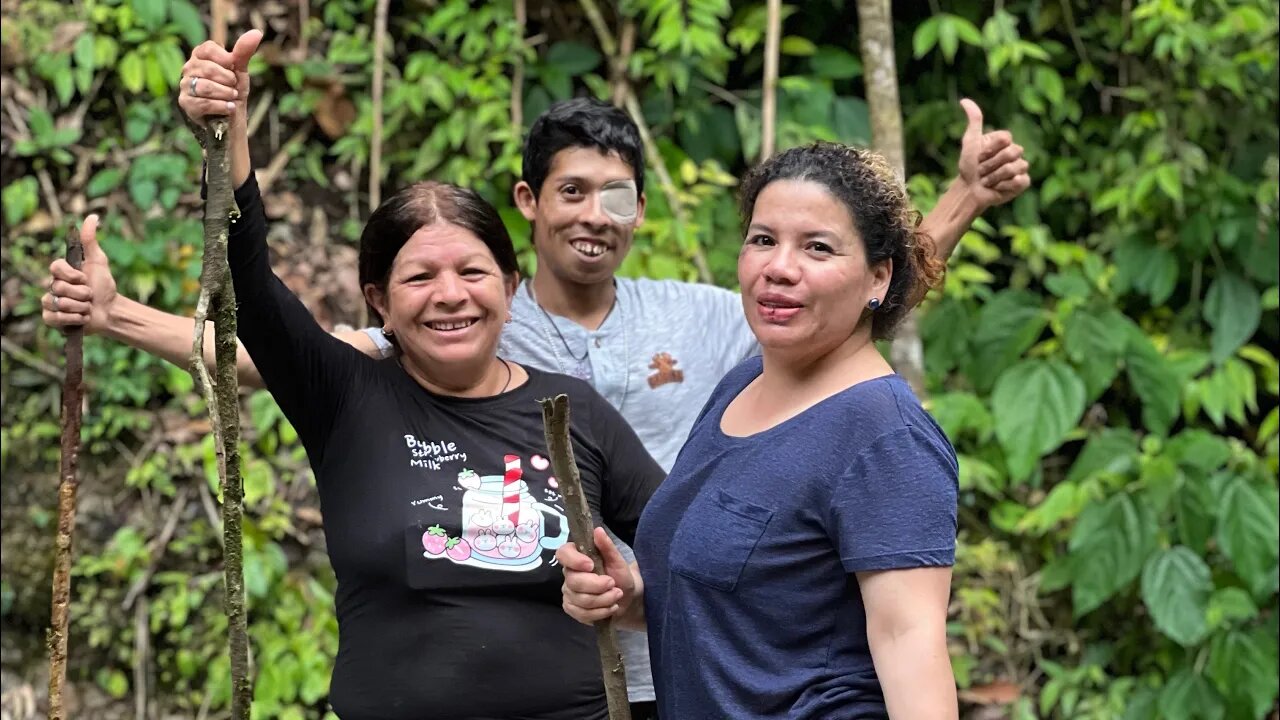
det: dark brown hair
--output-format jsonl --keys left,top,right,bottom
{"left": 738, "top": 142, "right": 943, "bottom": 339}
{"left": 358, "top": 181, "right": 519, "bottom": 325}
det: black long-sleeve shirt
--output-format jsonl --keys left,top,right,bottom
{"left": 227, "top": 174, "right": 666, "bottom": 720}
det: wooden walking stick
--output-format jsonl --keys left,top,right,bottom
{"left": 47, "top": 222, "right": 87, "bottom": 720}
{"left": 539, "top": 394, "right": 631, "bottom": 720}
{"left": 191, "top": 116, "right": 251, "bottom": 719}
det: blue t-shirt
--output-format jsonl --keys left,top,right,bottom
{"left": 633, "top": 356, "right": 959, "bottom": 719}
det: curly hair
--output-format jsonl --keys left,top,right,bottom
{"left": 738, "top": 142, "right": 943, "bottom": 340}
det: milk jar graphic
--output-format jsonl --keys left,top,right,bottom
{"left": 430, "top": 455, "right": 569, "bottom": 571}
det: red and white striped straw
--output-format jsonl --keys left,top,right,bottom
{"left": 502, "top": 454, "right": 522, "bottom": 525}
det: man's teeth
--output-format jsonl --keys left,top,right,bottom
{"left": 572, "top": 240, "right": 607, "bottom": 257}
{"left": 427, "top": 319, "right": 477, "bottom": 331}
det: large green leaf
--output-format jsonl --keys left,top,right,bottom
{"left": 992, "top": 359, "right": 1087, "bottom": 481}
{"left": 1207, "top": 628, "right": 1280, "bottom": 720}
{"left": 964, "top": 290, "right": 1048, "bottom": 393}
{"left": 1125, "top": 333, "right": 1181, "bottom": 436}
{"left": 1204, "top": 272, "right": 1262, "bottom": 363}
{"left": 1068, "top": 493, "right": 1158, "bottom": 616}
{"left": 1063, "top": 307, "right": 1131, "bottom": 399}
{"left": 1065, "top": 428, "right": 1139, "bottom": 484}
{"left": 1158, "top": 668, "right": 1225, "bottom": 720}
{"left": 1176, "top": 480, "right": 1217, "bottom": 554}
{"left": 1216, "top": 478, "right": 1280, "bottom": 597}
{"left": 1165, "top": 429, "right": 1234, "bottom": 477}
{"left": 1141, "top": 546, "right": 1213, "bottom": 646}
{"left": 920, "top": 298, "right": 972, "bottom": 377}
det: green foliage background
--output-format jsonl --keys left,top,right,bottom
{"left": 1, "top": 1, "right": 1277, "bottom": 718}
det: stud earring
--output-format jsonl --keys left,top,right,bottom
{"left": 867, "top": 298, "right": 881, "bottom": 311}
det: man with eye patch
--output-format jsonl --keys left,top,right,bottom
{"left": 40, "top": 95, "right": 1029, "bottom": 718}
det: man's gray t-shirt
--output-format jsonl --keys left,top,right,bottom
{"left": 365, "top": 276, "right": 760, "bottom": 702}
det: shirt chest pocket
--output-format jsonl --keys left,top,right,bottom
{"left": 669, "top": 489, "right": 773, "bottom": 592}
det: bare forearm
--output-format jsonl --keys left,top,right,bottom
{"left": 104, "top": 295, "right": 265, "bottom": 388}
{"left": 869, "top": 624, "right": 958, "bottom": 719}
{"left": 911, "top": 178, "right": 983, "bottom": 307}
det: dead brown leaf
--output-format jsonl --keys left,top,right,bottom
{"left": 314, "top": 84, "right": 356, "bottom": 139}
{"left": 959, "top": 680, "right": 1021, "bottom": 706}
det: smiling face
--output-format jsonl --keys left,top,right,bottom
{"left": 514, "top": 147, "right": 646, "bottom": 287}
{"left": 738, "top": 179, "right": 891, "bottom": 363}
{"left": 364, "top": 221, "right": 517, "bottom": 380}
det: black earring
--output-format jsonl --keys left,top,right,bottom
{"left": 867, "top": 298, "right": 881, "bottom": 311}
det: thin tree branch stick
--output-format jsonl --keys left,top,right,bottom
{"left": 538, "top": 395, "right": 631, "bottom": 720}
{"left": 257, "top": 120, "right": 315, "bottom": 196}
{"left": 610, "top": 21, "right": 635, "bottom": 107}
{"left": 133, "top": 597, "right": 149, "bottom": 720}
{"left": 211, "top": 0, "right": 228, "bottom": 48}
{"left": 761, "top": 0, "right": 781, "bottom": 161}
{"left": 197, "top": 117, "right": 251, "bottom": 720}
{"left": 511, "top": 0, "right": 526, "bottom": 130}
{"left": 122, "top": 487, "right": 193, "bottom": 611}
{"left": 577, "top": 0, "right": 617, "bottom": 56}
{"left": 1, "top": 336, "right": 65, "bottom": 382}
{"left": 370, "top": 0, "right": 389, "bottom": 210}
{"left": 621, "top": 91, "right": 713, "bottom": 284}
{"left": 47, "top": 226, "right": 85, "bottom": 720}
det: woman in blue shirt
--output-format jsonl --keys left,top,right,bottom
{"left": 559, "top": 142, "right": 961, "bottom": 719}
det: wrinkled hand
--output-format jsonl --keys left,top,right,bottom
{"left": 958, "top": 98, "right": 1031, "bottom": 210}
{"left": 178, "top": 30, "right": 262, "bottom": 131}
{"left": 556, "top": 527, "right": 636, "bottom": 626}
{"left": 42, "top": 215, "right": 112, "bottom": 334}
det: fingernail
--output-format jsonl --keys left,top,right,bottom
{"left": 233, "top": 89, "right": 239, "bottom": 99}
{"left": 226, "top": 101, "right": 236, "bottom": 112}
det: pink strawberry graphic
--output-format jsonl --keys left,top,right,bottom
{"left": 445, "top": 537, "right": 472, "bottom": 562}
{"left": 422, "top": 525, "right": 448, "bottom": 556}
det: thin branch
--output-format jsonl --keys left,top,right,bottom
{"left": 122, "top": 487, "right": 193, "bottom": 611}
{"left": 539, "top": 395, "right": 631, "bottom": 720}
{"left": 577, "top": 0, "right": 617, "bottom": 56}
{"left": 692, "top": 79, "right": 745, "bottom": 108}
{"left": 132, "top": 597, "right": 149, "bottom": 720}
{"left": 512, "top": 0, "right": 527, "bottom": 130}
{"left": 761, "top": 0, "right": 781, "bottom": 161}
{"left": 211, "top": 0, "right": 228, "bottom": 47}
{"left": 1058, "top": 0, "right": 1106, "bottom": 94}
{"left": 47, "top": 225, "right": 85, "bottom": 720}
{"left": 1, "top": 335, "right": 65, "bottom": 382}
{"left": 622, "top": 91, "right": 714, "bottom": 284}
{"left": 370, "top": 0, "right": 390, "bottom": 210}
{"left": 610, "top": 21, "right": 635, "bottom": 107}
{"left": 257, "top": 120, "right": 314, "bottom": 196}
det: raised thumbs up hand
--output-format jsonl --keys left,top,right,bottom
{"left": 958, "top": 98, "right": 1031, "bottom": 210}
{"left": 179, "top": 30, "right": 263, "bottom": 132}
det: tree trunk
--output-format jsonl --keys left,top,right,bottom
{"left": 855, "top": 0, "right": 926, "bottom": 395}
{"left": 761, "top": 0, "right": 781, "bottom": 161}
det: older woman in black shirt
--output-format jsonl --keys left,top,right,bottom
{"left": 179, "top": 31, "right": 663, "bottom": 719}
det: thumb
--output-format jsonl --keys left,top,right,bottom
{"left": 593, "top": 527, "right": 629, "bottom": 582}
{"left": 230, "top": 29, "right": 264, "bottom": 71}
{"left": 79, "top": 214, "right": 103, "bottom": 262}
{"left": 960, "top": 98, "right": 984, "bottom": 141}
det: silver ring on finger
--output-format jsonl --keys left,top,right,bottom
{"left": 51, "top": 294, "right": 60, "bottom": 312}
{"left": 190, "top": 76, "right": 200, "bottom": 97}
